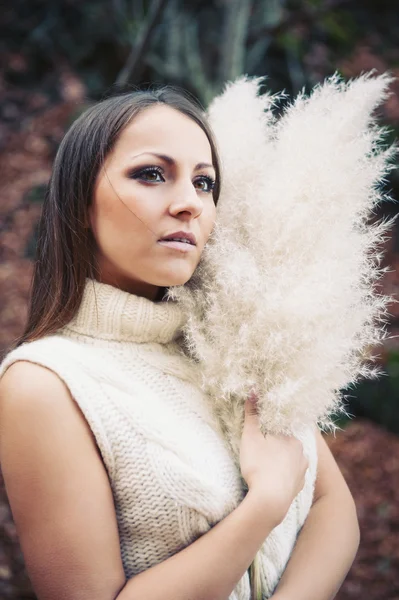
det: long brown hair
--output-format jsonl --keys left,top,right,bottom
{"left": 16, "top": 87, "right": 221, "bottom": 347}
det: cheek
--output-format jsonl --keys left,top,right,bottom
{"left": 89, "top": 200, "right": 124, "bottom": 243}
{"left": 88, "top": 195, "right": 134, "bottom": 264}
{"left": 89, "top": 192, "right": 160, "bottom": 264}
{"left": 90, "top": 179, "right": 142, "bottom": 239}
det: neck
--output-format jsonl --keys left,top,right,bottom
{"left": 92, "top": 270, "right": 162, "bottom": 302}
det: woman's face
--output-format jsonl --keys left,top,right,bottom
{"left": 89, "top": 104, "right": 217, "bottom": 300}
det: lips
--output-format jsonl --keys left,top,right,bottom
{"left": 159, "top": 230, "right": 197, "bottom": 246}
{"left": 158, "top": 239, "right": 196, "bottom": 252}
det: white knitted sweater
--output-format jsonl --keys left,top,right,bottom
{"left": 0, "top": 279, "right": 318, "bottom": 599}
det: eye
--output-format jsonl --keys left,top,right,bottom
{"left": 130, "top": 166, "right": 165, "bottom": 183}
{"left": 194, "top": 175, "right": 216, "bottom": 193}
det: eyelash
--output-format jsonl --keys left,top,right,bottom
{"left": 130, "top": 166, "right": 216, "bottom": 194}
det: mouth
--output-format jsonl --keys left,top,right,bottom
{"left": 157, "top": 239, "right": 197, "bottom": 252}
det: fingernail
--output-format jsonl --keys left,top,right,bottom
{"left": 248, "top": 391, "right": 258, "bottom": 403}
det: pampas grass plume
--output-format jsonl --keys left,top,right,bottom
{"left": 167, "top": 71, "right": 398, "bottom": 461}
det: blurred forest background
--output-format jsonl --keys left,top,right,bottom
{"left": 1, "top": 0, "right": 399, "bottom": 598}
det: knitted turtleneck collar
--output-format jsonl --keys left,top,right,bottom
{"left": 63, "top": 278, "right": 187, "bottom": 344}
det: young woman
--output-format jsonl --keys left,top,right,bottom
{"left": 0, "top": 87, "right": 360, "bottom": 600}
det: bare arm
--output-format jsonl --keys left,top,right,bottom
{"left": 118, "top": 490, "right": 275, "bottom": 600}
{"left": 0, "top": 361, "right": 277, "bottom": 600}
{"left": 272, "top": 429, "right": 360, "bottom": 600}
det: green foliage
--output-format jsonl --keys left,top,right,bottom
{"left": 2, "top": 0, "right": 399, "bottom": 103}
{"left": 320, "top": 12, "right": 357, "bottom": 53}
{"left": 24, "top": 184, "right": 47, "bottom": 205}
{"left": 345, "top": 350, "right": 399, "bottom": 435}
{"left": 331, "top": 409, "right": 353, "bottom": 431}
{"left": 23, "top": 185, "right": 47, "bottom": 260}
{"left": 24, "top": 223, "right": 40, "bottom": 261}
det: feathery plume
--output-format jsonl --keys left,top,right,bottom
{"left": 167, "top": 72, "right": 398, "bottom": 460}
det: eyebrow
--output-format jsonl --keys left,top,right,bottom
{"left": 130, "top": 152, "right": 215, "bottom": 172}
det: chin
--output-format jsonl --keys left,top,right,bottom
{"left": 156, "top": 267, "right": 196, "bottom": 288}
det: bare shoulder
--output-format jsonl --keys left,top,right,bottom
{"left": 1, "top": 359, "right": 69, "bottom": 398}
{"left": 0, "top": 360, "right": 90, "bottom": 434}
{"left": 0, "top": 359, "right": 100, "bottom": 473}
{"left": 0, "top": 361, "right": 126, "bottom": 599}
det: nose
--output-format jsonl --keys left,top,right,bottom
{"left": 168, "top": 177, "right": 204, "bottom": 220}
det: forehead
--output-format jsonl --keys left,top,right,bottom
{"left": 112, "top": 104, "right": 213, "bottom": 163}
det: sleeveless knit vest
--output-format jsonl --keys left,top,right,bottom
{"left": 0, "top": 279, "right": 318, "bottom": 599}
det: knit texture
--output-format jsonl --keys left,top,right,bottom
{"left": 0, "top": 279, "right": 317, "bottom": 599}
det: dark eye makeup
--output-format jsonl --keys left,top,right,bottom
{"left": 129, "top": 165, "right": 216, "bottom": 193}
{"left": 193, "top": 175, "right": 216, "bottom": 193}
{"left": 129, "top": 165, "right": 165, "bottom": 183}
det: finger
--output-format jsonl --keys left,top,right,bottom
{"left": 244, "top": 393, "right": 259, "bottom": 418}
